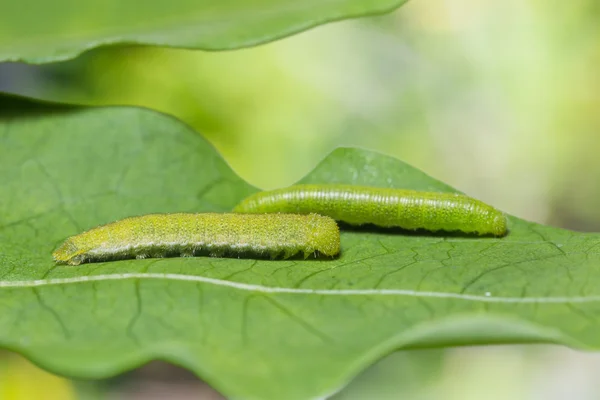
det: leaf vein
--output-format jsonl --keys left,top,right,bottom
{"left": 1, "top": 273, "right": 599, "bottom": 304}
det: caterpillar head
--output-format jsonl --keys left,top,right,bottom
{"left": 492, "top": 214, "right": 509, "bottom": 237}
{"left": 52, "top": 237, "right": 88, "bottom": 266}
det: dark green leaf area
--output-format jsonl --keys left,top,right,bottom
{"left": 1, "top": 96, "right": 599, "bottom": 400}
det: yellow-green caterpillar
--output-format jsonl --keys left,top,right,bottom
{"left": 233, "top": 184, "right": 508, "bottom": 236}
{"left": 53, "top": 213, "right": 340, "bottom": 266}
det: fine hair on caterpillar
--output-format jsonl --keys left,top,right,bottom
{"left": 53, "top": 213, "right": 340, "bottom": 266}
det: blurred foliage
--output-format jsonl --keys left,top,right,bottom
{"left": 5, "top": 345, "right": 600, "bottom": 399}
{"left": 0, "top": 0, "right": 408, "bottom": 62}
{"left": 3, "top": 0, "right": 600, "bottom": 232}
{"left": 0, "top": 354, "right": 75, "bottom": 400}
{"left": 332, "top": 349, "right": 443, "bottom": 400}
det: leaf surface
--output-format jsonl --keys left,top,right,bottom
{"left": 1, "top": 94, "right": 600, "bottom": 399}
{"left": 0, "top": 0, "right": 407, "bottom": 63}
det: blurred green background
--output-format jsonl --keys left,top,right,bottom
{"left": 1, "top": 0, "right": 599, "bottom": 398}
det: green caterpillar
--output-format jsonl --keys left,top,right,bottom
{"left": 53, "top": 213, "right": 340, "bottom": 266}
{"left": 233, "top": 184, "right": 508, "bottom": 236}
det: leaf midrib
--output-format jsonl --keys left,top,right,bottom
{"left": 0, "top": 272, "right": 596, "bottom": 304}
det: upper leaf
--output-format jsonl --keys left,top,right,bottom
{"left": 0, "top": 0, "right": 407, "bottom": 63}
{"left": 1, "top": 94, "right": 600, "bottom": 399}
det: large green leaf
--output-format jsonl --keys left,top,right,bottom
{"left": 1, "top": 0, "right": 407, "bottom": 63}
{"left": 2, "top": 94, "right": 600, "bottom": 399}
